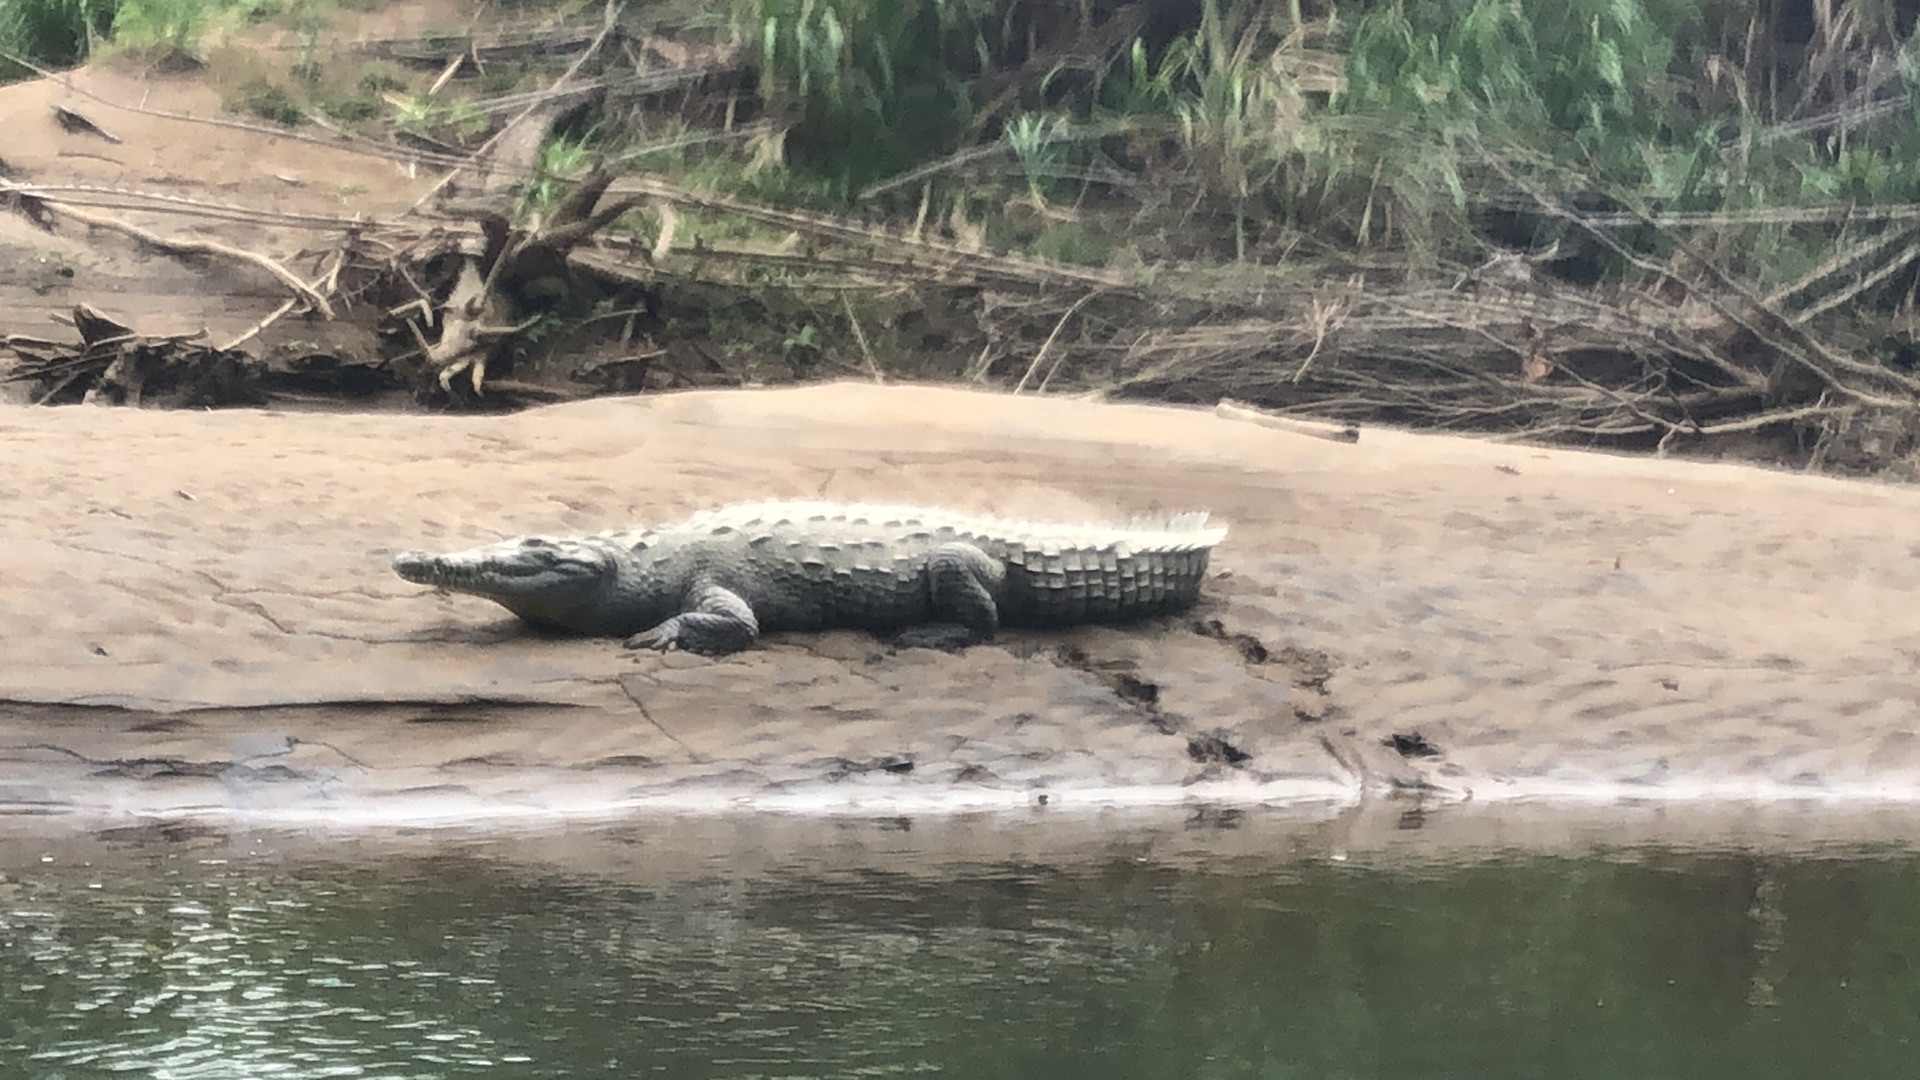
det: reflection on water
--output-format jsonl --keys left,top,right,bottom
{"left": 1, "top": 816, "right": 1918, "bottom": 1079}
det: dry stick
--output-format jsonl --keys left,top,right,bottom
{"left": 1765, "top": 227, "right": 1906, "bottom": 310}
{"left": 594, "top": 239, "right": 998, "bottom": 288}
{"left": 858, "top": 142, "right": 1014, "bottom": 201}
{"left": 1215, "top": 400, "right": 1362, "bottom": 442}
{"left": 1376, "top": 293, "right": 1684, "bottom": 438}
{"left": 1014, "top": 291, "right": 1099, "bottom": 393}
{"left": 610, "top": 175, "right": 1130, "bottom": 292}
{"left": 1550, "top": 201, "right": 1920, "bottom": 228}
{"left": 1487, "top": 152, "right": 1920, "bottom": 403}
{"left": 52, "top": 202, "right": 335, "bottom": 318}
{"left": 1289, "top": 295, "right": 1352, "bottom": 383}
{"left": 219, "top": 298, "right": 299, "bottom": 351}
{"left": 1531, "top": 208, "right": 1880, "bottom": 403}
{"left": 408, "top": 0, "right": 624, "bottom": 212}
{"left": 2, "top": 180, "right": 369, "bottom": 230}
{"left": 314, "top": 249, "right": 347, "bottom": 305}
{"left": 428, "top": 53, "right": 466, "bottom": 96}
{"left": 461, "top": 66, "right": 721, "bottom": 118}
{"left": 1546, "top": 356, "right": 1693, "bottom": 441}
{"left": 964, "top": 339, "right": 996, "bottom": 383}
{"left": 1792, "top": 235, "right": 1920, "bottom": 327}
{"left": 1686, "top": 400, "right": 1843, "bottom": 436}
{"left": 838, "top": 293, "right": 884, "bottom": 383}
{"left": 1034, "top": 293, "right": 1107, "bottom": 394}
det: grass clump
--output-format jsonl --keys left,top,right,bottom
{"left": 732, "top": 0, "right": 987, "bottom": 193}
{"left": 225, "top": 76, "right": 301, "bottom": 124}
{"left": 108, "top": 0, "right": 210, "bottom": 60}
{"left": 519, "top": 131, "right": 598, "bottom": 218}
{"left": 355, "top": 61, "right": 405, "bottom": 94}
{"left": 0, "top": 0, "right": 321, "bottom": 80}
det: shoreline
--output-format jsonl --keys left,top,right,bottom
{"left": 8, "top": 788, "right": 1920, "bottom": 869}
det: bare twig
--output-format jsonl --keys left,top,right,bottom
{"left": 219, "top": 298, "right": 300, "bottom": 351}
{"left": 409, "top": 0, "right": 625, "bottom": 211}
{"left": 839, "top": 293, "right": 884, "bottom": 383}
{"left": 1, "top": 181, "right": 370, "bottom": 230}
{"left": 1290, "top": 294, "right": 1351, "bottom": 383}
{"left": 1014, "top": 290, "right": 1099, "bottom": 393}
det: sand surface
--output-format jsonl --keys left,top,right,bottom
{"left": 2, "top": 383, "right": 1919, "bottom": 829}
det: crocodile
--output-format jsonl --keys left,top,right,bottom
{"left": 391, "top": 500, "right": 1228, "bottom": 655}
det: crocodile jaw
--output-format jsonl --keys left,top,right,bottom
{"left": 392, "top": 536, "right": 619, "bottom": 631}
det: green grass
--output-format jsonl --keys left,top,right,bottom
{"left": 0, "top": 0, "right": 115, "bottom": 75}
{"left": 9, "top": 0, "right": 1920, "bottom": 324}
{"left": 0, "top": 0, "right": 334, "bottom": 77}
{"left": 224, "top": 75, "right": 301, "bottom": 124}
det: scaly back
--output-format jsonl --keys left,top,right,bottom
{"left": 619, "top": 500, "right": 1228, "bottom": 628}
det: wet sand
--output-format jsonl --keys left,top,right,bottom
{"left": 3, "top": 383, "right": 1919, "bottom": 830}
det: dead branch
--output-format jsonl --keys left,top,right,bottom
{"left": 1480, "top": 147, "right": 1920, "bottom": 407}
{"left": 839, "top": 293, "right": 885, "bottom": 384}
{"left": 1014, "top": 291, "right": 1099, "bottom": 393}
{"left": 606, "top": 175, "right": 1133, "bottom": 293}
{"left": 410, "top": 0, "right": 625, "bottom": 211}
{"left": 1215, "top": 400, "right": 1362, "bottom": 442}
{"left": 48, "top": 201, "right": 334, "bottom": 318}
{"left": 1, "top": 181, "right": 370, "bottom": 230}
{"left": 219, "top": 298, "right": 300, "bottom": 352}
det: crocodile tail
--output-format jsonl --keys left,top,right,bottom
{"left": 1124, "top": 510, "right": 1229, "bottom": 548}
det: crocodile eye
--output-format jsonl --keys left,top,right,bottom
{"left": 521, "top": 538, "right": 553, "bottom": 549}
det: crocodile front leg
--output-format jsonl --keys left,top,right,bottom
{"left": 624, "top": 582, "right": 761, "bottom": 656}
{"left": 895, "top": 542, "right": 1005, "bottom": 650}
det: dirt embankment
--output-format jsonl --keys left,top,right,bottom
{"left": 0, "top": 4, "right": 616, "bottom": 403}
{"left": 0, "top": 53, "right": 444, "bottom": 377}
{"left": 3, "top": 382, "right": 1919, "bottom": 825}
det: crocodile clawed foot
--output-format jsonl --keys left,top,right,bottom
{"left": 623, "top": 620, "right": 682, "bottom": 652}
{"left": 892, "top": 622, "right": 988, "bottom": 653}
{"left": 624, "top": 614, "right": 756, "bottom": 656}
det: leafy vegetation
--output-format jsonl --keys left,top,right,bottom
{"left": 707, "top": 0, "right": 1920, "bottom": 280}
{"left": 0, "top": 0, "right": 115, "bottom": 75}
{"left": 224, "top": 74, "right": 302, "bottom": 124}
{"left": 520, "top": 131, "right": 598, "bottom": 217}
{"left": 0, "top": 0, "right": 316, "bottom": 73}
{"left": 4, "top": 0, "right": 1920, "bottom": 464}
{"left": 735, "top": 0, "right": 993, "bottom": 191}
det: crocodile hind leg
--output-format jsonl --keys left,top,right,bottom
{"left": 624, "top": 583, "right": 761, "bottom": 656}
{"left": 895, "top": 542, "right": 1006, "bottom": 651}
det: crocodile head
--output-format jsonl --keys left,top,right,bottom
{"left": 392, "top": 535, "right": 623, "bottom": 634}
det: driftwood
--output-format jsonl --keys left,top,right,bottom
{"left": 1215, "top": 400, "right": 1361, "bottom": 443}
{"left": 392, "top": 166, "right": 648, "bottom": 392}
{"left": 2, "top": 305, "right": 262, "bottom": 406}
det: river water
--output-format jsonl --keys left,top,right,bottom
{"left": 2, "top": 809, "right": 1916, "bottom": 1079}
